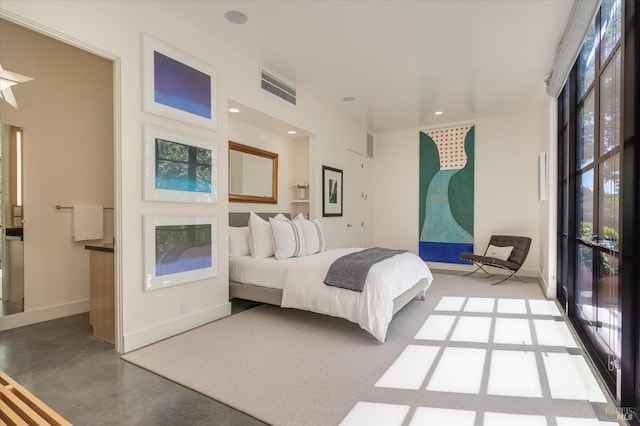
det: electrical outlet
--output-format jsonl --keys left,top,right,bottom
{"left": 180, "top": 301, "right": 188, "bottom": 315}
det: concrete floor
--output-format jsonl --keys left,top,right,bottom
{"left": 0, "top": 306, "right": 267, "bottom": 425}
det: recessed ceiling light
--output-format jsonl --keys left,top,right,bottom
{"left": 434, "top": 111, "right": 444, "bottom": 116}
{"left": 342, "top": 96, "right": 356, "bottom": 102}
{"left": 228, "top": 107, "right": 240, "bottom": 113}
{"left": 225, "top": 10, "right": 248, "bottom": 25}
{"left": 287, "top": 130, "right": 297, "bottom": 135}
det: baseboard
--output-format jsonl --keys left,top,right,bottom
{"left": 0, "top": 299, "right": 90, "bottom": 331}
{"left": 537, "top": 270, "right": 557, "bottom": 299}
{"left": 122, "top": 302, "right": 231, "bottom": 353}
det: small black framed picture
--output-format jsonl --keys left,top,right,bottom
{"left": 322, "top": 165, "right": 343, "bottom": 217}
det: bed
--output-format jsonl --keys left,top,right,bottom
{"left": 228, "top": 212, "right": 434, "bottom": 341}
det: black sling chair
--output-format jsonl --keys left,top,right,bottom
{"left": 460, "top": 235, "right": 532, "bottom": 285}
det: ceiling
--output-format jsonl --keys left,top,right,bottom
{"left": 156, "top": 0, "right": 575, "bottom": 134}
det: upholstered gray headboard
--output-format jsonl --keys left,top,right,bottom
{"left": 229, "top": 212, "right": 291, "bottom": 227}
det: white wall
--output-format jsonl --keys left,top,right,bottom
{"left": 372, "top": 110, "right": 543, "bottom": 278}
{"left": 538, "top": 97, "right": 558, "bottom": 298}
{"left": 0, "top": 0, "right": 368, "bottom": 351}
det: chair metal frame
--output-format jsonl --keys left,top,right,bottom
{"left": 460, "top": 235, "right": 532, "bottom": 285}
{"left": 461, "top": 261, "right": 526, "bottom": 285}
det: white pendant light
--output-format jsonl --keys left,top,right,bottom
{"left": 0, "top": 64, "right": 34, "bottom": 109}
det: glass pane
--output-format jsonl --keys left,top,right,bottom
{"left": 599, "top": 154, "right": 620, "bottom": 250}
{"left": 597, "top": 253, "right": 619, "bottom": 355}
{"left": 578, "top": 21, "right": 597, "bottom": 99}
{"left": 600, "top": 50, "right": 622, "bottom": 154}
{"left": 561, "top": 238, "right": 568, "bottom": 285}
{"left": 578, "top": 169, "right": 594, "bottom": 241}
{"left": 562, "top": 127, "right": 569, "bottom": 180}
{"left": 577, "top": 244, "right": 594, "bottom": 323}
{"left": 578, "top": 93, "right": 595, "bottom": 168}
{"left": 600, "top": 0, "right": 622, "bottom": 63}
{"left": 561, "top": 181, "right": 568, "bottom": 233}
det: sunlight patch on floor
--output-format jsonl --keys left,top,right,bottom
{"left": 493, "top": 318, "right": 532, "bottom": 345}
{"left": 463, "top": 296, "right": 496, "bottom": 313}
{"left": 414, "top": 314, "right": 456, "bottom": 340}
{"left": 341, "top": 404, "right": 618, "bottom": 426}
{"left": 409, "top": 407, "right": 476, "bottom": 425}
{"left": 343, "top": 296, "right": 616, "bottom": 426}
{"left": 534, "top": 320, "right": 578, "bottom": 348}
{"left": 375, "top": 345, "right": 439, "bottom": 390}
{"left": 484, "top": 412, "right": 547, "bottom": 426}
{"left": 434, "top": 296, "right": 466, "bottom": 311}
{"left": 339, "top": 402, "right": 409, "bottom": 426}
{"left": 450, "top": 316, "right": 492, "bottom": 343}
{"left": 487, "top": 350, "right": 542, "bottom": 398}
{"left": 426, "top": 347, "right": 486, "bottom": 394}
{"left": 497, "top": 298, "right": 527, "bottom": 314}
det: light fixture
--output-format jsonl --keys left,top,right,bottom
{"left": 342, "top": 96, "right": 356, "bottom": 102}
{"left": 16, "top": 129, "right": 22, "bottom": 206}
{"left": 0, "top": 64, "right": 34, "bottom": 109}
{"left": 434, "top": 111, "right": 444, "bottom": 116}
{"left": 287, "top": 130, "right": 297, "bottom": 135}
{"left": 225, "top": 10, "right": 248, "bottom": 24}
{"left": 228, "top": 107, "right": 240, "bottom": 113}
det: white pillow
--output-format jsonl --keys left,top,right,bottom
{"left": 486, "top": 244, "right": 514, "bottom": 261}
{"left": 269, "top": 218, "right": 307, "bottom": 259}
{"left": 294, "top": 215, "right": 326, "bottom": 254}
{"left": 248, "top": 212, "right": 274, "bottom": 258}
{"left": 229, "top": 226, "right": 250, "bottom": 257}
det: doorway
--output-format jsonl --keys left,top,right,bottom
{"left": 0, "top": 18, "right": 117, "bottom": 349}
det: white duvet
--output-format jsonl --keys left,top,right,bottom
{"left": 281, "top": 248, "right": 434, "bottom": 342}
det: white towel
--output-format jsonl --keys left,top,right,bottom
{"left": 72, "top": 205, "right": 104, "bottom": 241}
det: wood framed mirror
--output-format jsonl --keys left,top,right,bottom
{"left": 228, "top": 141, "right": 278, "bottom": 203}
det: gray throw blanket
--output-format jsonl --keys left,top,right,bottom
{"left": 324, "top": 247, "right": 407, "bottom": 292}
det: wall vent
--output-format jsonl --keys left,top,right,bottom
{"left": 366, "top": 133, "right": 374, "bottom": 158}
{"left": 260, "top": 68, "right": 296, "bottom": 105}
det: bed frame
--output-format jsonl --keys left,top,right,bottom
{"left": 228, "top": 212, "right": 427, "bottom": 315}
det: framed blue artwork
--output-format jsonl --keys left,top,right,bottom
{"left": 143, "top": 215, "right": 218, "bottom": 291}
{"left": 143, "top": 124, "right": 217, "bottom": 203}
{"left": 142, "top": 34, "right": 217, "bottom": 130}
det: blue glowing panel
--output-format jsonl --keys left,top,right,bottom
{"left": 155, "top": 224, "right": 212, "bottom": 276}
{"left": 154, "top": 51, "right": 211, "bottom": 119}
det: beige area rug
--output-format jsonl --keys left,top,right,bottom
{"left": 122, "top": 274, "right": 610, "bottom": 426}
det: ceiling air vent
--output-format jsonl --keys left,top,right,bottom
{"left": 261, "top": 68, "right": 296, "bottom": 105}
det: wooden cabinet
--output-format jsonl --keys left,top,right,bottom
{"left": 86, "top": 246, "right": 114, "bottom": 344}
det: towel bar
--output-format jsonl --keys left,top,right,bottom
{"left": 55, "top": 205, "right": 114, "bottom": 210}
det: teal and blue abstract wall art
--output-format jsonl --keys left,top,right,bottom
{"left": 419, "top": 125, "right": 474, "bottom": 264}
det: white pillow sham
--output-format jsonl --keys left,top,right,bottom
{"left": 486, "top": 244, "right": 513, "bottom": 261}
{"left": 269, "top": 217, "right": 307, "bottom": 259}
{"left": 294, "top": 213, "right": 326, "bottom": 254}
{"left": 248, "top": 212, "right": 275, "bottom": 258}
{"left": 229, "top": 226, "right": 250, "bottom": 257}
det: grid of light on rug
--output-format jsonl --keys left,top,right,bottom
{"left": 340, "top": 297, "right": 618, "bottom": 426}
